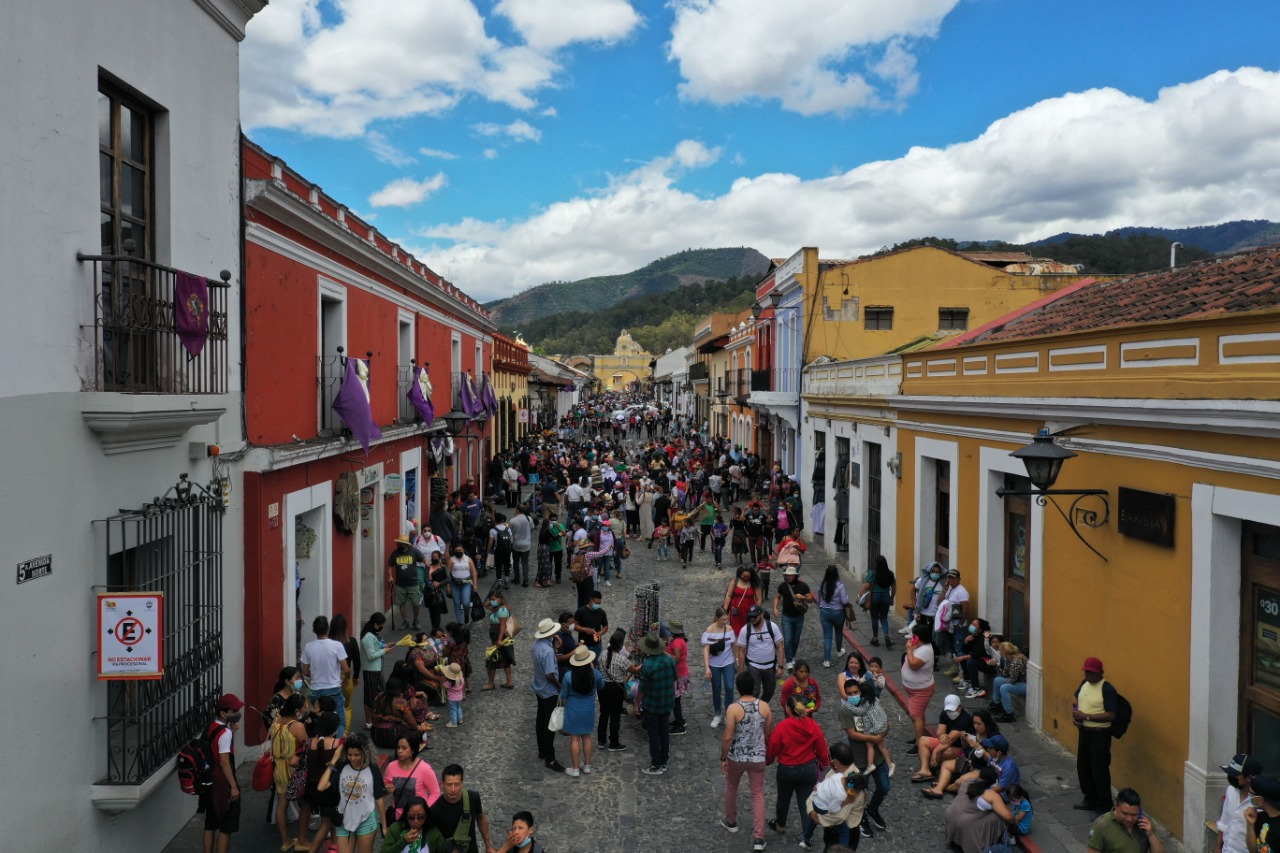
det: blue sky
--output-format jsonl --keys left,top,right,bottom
{"left": 241, "top": 0, "right": 1280, "bottom": 301}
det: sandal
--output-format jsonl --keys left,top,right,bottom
{"left": 922, "top": 789, "right": 945, "bottom": 799}
{"left": 500, "top": 683, "right": 514, "bottom": 689}
{"left": 910, "top": 773, "right": 934, "bottom": 783}
{"left": 481, "top": 685, "right": 495, "bottom": 691}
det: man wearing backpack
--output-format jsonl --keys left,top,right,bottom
{"left": 389, "top": 534, "right": 425, "bottom": 629}
{"left": 428, "top": 764, "right": 496, "bottom": 853}
{"left": 490, "top": 513, "right": 514, "bottom": 588}
{"left": 202, "top": 693, "right": 244, "bottom": 853}
{"left": 1073, "top": 656, "right": 1123, "bottom": 813}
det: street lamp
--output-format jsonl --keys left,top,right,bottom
{"left": 768, "top": 290, "right": 781, "bottom": 308}
{"left": 751, "top": 302, "right": 763, "bottom": 320}
{"left": 995, "top": 429, "right": 1111, "bottom": 560}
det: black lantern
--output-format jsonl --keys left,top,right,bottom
{"left": 1010, "top": 430, "right": 1077, "bottom": 491}
{"left": 996, "top": 429, "right": 1110, "bottom": 561}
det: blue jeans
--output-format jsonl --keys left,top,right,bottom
{"left": 993, "top": 677, "right": 1027, "bottom": 714}
{"left": 866, "top": 757, "right": 890, "bottom": 817}
{"left": 870, "top": 592, "right": 892, "bottom": 639}
{"left": 449, "top": 699, "right": 463, "bottom": 725}
{"left": 451, "top": 581, "right": 473, "bottom": 624}
{"left": 313, "top": 686, "right": 346, "bottom": 738}
{"left": 613, "top": 550, "right": 622, "bottom": 578}
{"left": 709, "top": 663, "right": 735, "bottom": 715}
{"left": 781, "top": 614, "right": 805, "bottom": 663}
{"left": 596, "top": 556, "right": 613, "bottom": 582}
{"left": 819, "top": 607, "right": 846, "bottom": 661}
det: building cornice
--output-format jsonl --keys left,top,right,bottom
{"left": 246, "top": 180, "right": 496, "bottom": 334}
{"left": 193, "top": 0, "right": 265, "bottom": 41}
{"left": 242, "top": 421, "right": 448, "bottom": 474}
{"left": 891, "top": 395, "right": 1280, "bottom": 438}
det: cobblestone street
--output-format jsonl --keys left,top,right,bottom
{"left": 166, "top": 525, "right": 1165, "bottom": 853}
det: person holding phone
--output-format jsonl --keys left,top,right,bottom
{"left": 1086, "top": 787, "right": 1165, "bottom": 852}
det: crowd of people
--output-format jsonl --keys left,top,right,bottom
{"left": 194, "top": 391, "right": 1204, "bottom": 853}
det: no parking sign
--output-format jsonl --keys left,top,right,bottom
{"left": 97, "top": 593, "right": 164, "bottom": 680}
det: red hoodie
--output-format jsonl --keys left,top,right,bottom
{"left": 766, "top": 714, "right": 830, "bottom": 769}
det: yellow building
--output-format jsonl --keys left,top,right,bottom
{"left": 491, "top": 332, "right": 530, "bottom": 452}
{"left": 591, "top": 329, "right": 653, "bottom": 391}
{"left": 885, "top": 247, "right": 1280, "bottom": 849}
{"left": 806, "top": 245, "right": 1108, "bottom": 362}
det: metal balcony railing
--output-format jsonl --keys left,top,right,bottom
{"left": 688, "top": 361, "right": 709, "bottom": 381}
{"left": 78, "top": 252, "right": 230, "bottom": 393}
{"left": 318, "top": 347, "right": 371, "bottom": 436}
{"left": 751, "top": 368, "right": 771, "bottom": 392}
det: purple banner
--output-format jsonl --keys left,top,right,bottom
{"left": 480, "top": 374, "right": 498, "bottom": 417}
{"left": 331, "top": 358, "right": 383, "bottom": 453}
{"left": 461, "top": 372, "right": 482, "bottom": 418}
{"left": 408, "top": 366, "right": 436, "bottom": 426}
{"left": 174, "top": 272, "right": 210, "bottom": 358}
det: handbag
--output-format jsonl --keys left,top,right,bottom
{"left": 284, "top": 761, "right": 307, "bottom": 801}
{"left": 470, "top": 595, "right": 485, "bottom": 622}
{"left": 548, "top": 701, "right": 565, "bottom": 733}
{"left": 251, "top": 749, "right": 275, "bottom": 792}
{"left": 506, "top": 611, "right": 523, "bottom": 638}
{"left": 785, "top": 581, "right": 809, "bottom": 615}
{"left": 620, "top": 546, "right": 631, "bottom": 560}
{"left": 844, "top": 602, "right": 859, "bottom": 623}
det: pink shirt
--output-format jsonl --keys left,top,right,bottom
{"left": 383, "top": 758, "right": 440, "bottom": 818}
{"left": 447, "top": 676, "right": 466, "bottom": 702}
{"left": 669, "top": 636, "right": 690, "bottom": 679}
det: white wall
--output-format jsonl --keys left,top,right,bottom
{"left": 0, "top": 0, "right": 254, "bottom": 847}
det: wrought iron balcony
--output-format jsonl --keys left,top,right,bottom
{"left": 79, "top": 252, "right": 230, "bottom": 393}
{"left": 751, "top": 368, "right": 771, "bottom": 392}
{"left": 688, "top": 361, "right": 710, "bottom": 382}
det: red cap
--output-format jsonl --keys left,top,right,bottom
{"left": 1081, "top": 657, "right": 1104, "bottom": 673}
{"left": 216, "top": 693, "right": 245, "bottom": 711}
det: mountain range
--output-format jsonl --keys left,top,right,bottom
{"left": 1033, "top": 219, "right": 1279, "bottom": 254}
{"left": 485, "top": 247, "right": 770, "bottom": 328}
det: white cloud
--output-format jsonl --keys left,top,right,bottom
{"left": 541, "top": 106, "right": 558, "bottom": 117}
{"left": 474, "top": 119, "right": 543, "bottom": 142}
{"left": 241, "top": 0, "right": 637, "bottom": 137}
{"left": 366, "top": 131, "right": 417, "bottom": 166}
{"left": 483, "top": 149, "right": 499, "bottom": 160}
{"left": 369, "top": 173, "right": 448, "bottom": 208}
{"left": 419, "top": 147, "right": 460, "bottom": 160}
{"left": 496, "top": 0, "right": 641, "bottom": 51}
{"left": 667, "top": 0, "right": 958, "bottom": 115}
{"left": 407, "top": 69, "right": 1280, "bottom": 300}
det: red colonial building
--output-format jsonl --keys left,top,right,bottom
{"left": 240, "top": 139, "right": 496, "bottom": 734}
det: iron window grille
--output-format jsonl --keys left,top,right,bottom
{"left": 864, "top": 307, "right": 894, "bottom": 331}
{"left": 95, "top": 475, "right": 225, "bottom": 785}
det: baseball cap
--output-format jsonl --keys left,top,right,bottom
{"left": 945, "top": 568, "right": 961, "bottom": 579}
{"left": 982, "top": 734, "right": 1011, "bottom": 753}
{"left": 1253, "top": 775, "right": 1280, "bottom": 805}
{"left": 943, "top": 694, "right": 962, "bottom": 712}
{"left": 216, "top": 693, "right": 245, "bottom": 712}
{"left": 1081, "top": 657, "right": 1104, "bottom": 673}
{"left": 1223, "top": 754, "right": 1263, "bottom": 777}
{"left": 748, "top": 605, "right": 764, "bottom": 618}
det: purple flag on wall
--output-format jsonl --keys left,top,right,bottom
{"left": 174, "top": 272, "right": 210, "bottom": 358}
{"left": 461, "top": 372, "right": 481, "bottom": 418}
{"left": 331, "top": 357, "right": 383, "bottom": 453}
{"left": 408, "top": 366, "right": 436, "bottom": 426}
{"left": 480, "top": 374, "right": 498, "bottom": 417}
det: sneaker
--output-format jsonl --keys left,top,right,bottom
{"left": 545, "top": 760, "right": 566, "bottom": 772}
{"left": 867, "top": 809, "right": 887, "bottom": 831}
{"left": 906, "top": 744, "right": 919, "bottom": 756}
{"left": 581, "top": 764, "right": 593, "bottom": 774}
{"left": 798, "top": 841, "right": 812, "bottom": 850}
{"left": 994, "top": 712, "right": 1017, "bottom": 723}
{"left": 720, "top": 818, "right": 739, "bottom": 833}
{"left": 669, "top": 725, "right": 687, "bottom": 735}
{"left": 710, "top": 715, "right": 723, "bottom": 728}
{"left": 888, "top": 762, "right": 896, "bottom": 778}
{"left": 641, "top": 765, "right": 665, "bottom": 775}
{"left": 822, "top": 660, "right": 831, "bottom": 669}
{"left": 753, "top": 839, "right": 766, "bottom": 852}
{"left": 565, "top": 767, "right": 581, "bottom": 778}
{"left": 860, "top": 821, "right": 873, "bottom": 838}
{"left": 607, "top": 743, "right": 628, "bottom": 751}
{"left": 862, "top": 765, "right": 874, "bottom": 776}
{"left": 606, "top": 580, "right": 612, "bottom": 587}
{"left": 659, "top": 764, "right": 668, "bottom": 772}
{"left": 444, "top": 722, "right": 458, "bottom": 728}
{"left": 965, "top": 687, "right": 987, "bottom": 699}
{"left": 956, "top": 680, "right": 971, "bottom": 690}
{"left": 767, "top": 819, "right": 785, "bottom": 834}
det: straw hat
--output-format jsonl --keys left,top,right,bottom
{"left": 440, "top": 662, "right": 463, "bottom": 681}
{"left": 395, "top": 534, "right": 412, "bottom": 545}
{"left": 534, "top": 618, "right": 561, "bottom": 639}
{"left": 569, "top": 646, "right": 597, "bottom": 667}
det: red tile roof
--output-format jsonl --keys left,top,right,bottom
{"left": 966, "top": 245, "right": 1280, "bottom": 344}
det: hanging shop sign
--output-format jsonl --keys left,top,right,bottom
{"left": 97, "top": 592, "right": 164, "bottom": 680}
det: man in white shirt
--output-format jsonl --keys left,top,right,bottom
{"left": 1217, "top": 753, "right": 1262, "bottom": 853}
{"left": 301, "top": 615, "right": 350, "bottom": 736}
{"left": 414, "top": 524, "right": 447, "bottom": 565}
{"left": 735, "top": 605, "right": 785, "bottom": 703}
{"left": 938, "top": 569, "right": 970, "bottom": 675}
{"left": 508, "top": 506, "right": 533, "bottom": 587}
{"left": 503, "top": 462, "right": 521, "bottom": 508}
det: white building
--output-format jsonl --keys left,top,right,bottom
{"left": 653, "top": 345, "right": 690, "bottom": 412}
{"left": 0, "top": 0, "right": 262, "bottom": 847}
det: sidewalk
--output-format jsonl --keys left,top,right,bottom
{"left": 836, "top": 573, "right": 1181, "bottom": 853}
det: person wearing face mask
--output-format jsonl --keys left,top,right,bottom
{"left": 574, "top": 590, "right": 609, "bottom": 659}
{"left": 447, "top": 545, "right": 479, "bottom": 626}
{"left": 1246, "top": 776, "right": 1280, "bottom": 853}
{"left": 1217, "top": 754, "right": 1263, "bottom": 853}
{"left": 201, "top": 694, "right": 245, "bottom": 853}
{"left": 263, "top": 665, "right": 305, "bottom": 732}
{"left": 909, "top": 562, "right": 946, "bottom": 647}
{"left": 910, "top": 693, "right": 974, "bottom": 779}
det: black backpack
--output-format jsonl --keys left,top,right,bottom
{"left": 493, "top": 526, "right": 513, "bottom": 556}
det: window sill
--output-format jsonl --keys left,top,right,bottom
{"left": 80, "top": 393, "right": 227, "bottom": 455}
{"left": 90, "top": 756, "right": 176, "bottom": 813}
